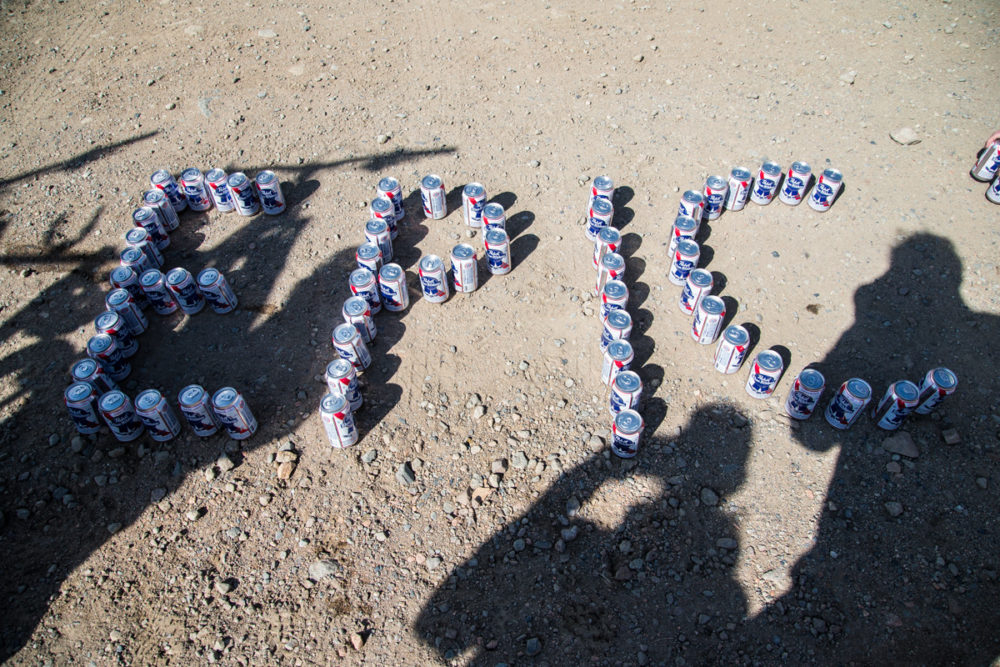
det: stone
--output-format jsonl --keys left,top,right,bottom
{"left": 491, "top": 459, "right": 508, "bottom": 474}
{"left": 472, "top": 405, "right": 486, "bottom": 420}
{"left": 886, "top": 461, "right": 902, "bottom": 474}
{"left": 560, "top": 525, "right": 579, "bottom": 542}
{"left": 277, "top": 461, "right": 296, "bottom": 480}
{"left": 361, "top": 449, "right": 378, "bottom": 464}
{"left": 700, "top": 487, "right": 719, "bottom": 506}
{"left": 839, "top": 70, "right": 857, "bottom": 85}
{"left": 70, "top": 436, "right": 84, "bottom": 453}
{"left": 513, "top": 538, "right": 526, "bottom": 552}
{"left": 107, "top": 523, "right": 121, "bottom": 534}
{"left": 308, "top": 559, "right": 341, "bottom": 580}
{"left": 882, "top": 432, "right": 919, "bottom": 458}
{"left": 275, "top": 450, "right": 297, "bottom": 464}
{"left": 185, "top": 509, "right": 201, "bottom": 522}
{"left": 396, "top": 462, "right": 416, "bottom": 485}
{"left": 349, "top": 632, "right": 364, "bottom": 651}
{"left": 215, "top": 580, "right": 233, "bottom": 595}
{"left": 566, "top": 496, "right": 581, "bottom": 516}
{"left": 942, "top": 428, "right": 961, "bottom": 445}
{"left": 588, "top": 434, "right": 605, "bottom": 452}
{"left": 884, "top": 501, "right": 904, "bottom": 517}
{"left": 471, "top": 487, "right": 492, "bottom": 504}
{"left": 376, "top": 134, "right": 390, "bottom": 144}
{"left": 716, "top": 537, "right": 738, "bottom": 550}
{"left": 216, "top": 454, "right": 235, "bottom": 472}
{"left": 426, "top": 556, "right": 442, "bottom": 571}
{"left": 525, "top": 637, "right": 542, "bottom": 656}
{"left": 511, "top": 451, "right": 528, "bottom": 469}
{"left": 890, "top": 127, "right": 920, "bottom": 146}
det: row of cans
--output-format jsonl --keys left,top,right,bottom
{"left": 149, "top": 168, "right": 285, "bottom": 217}
{"left": 969, "top": 142, "right": 1000, "bottom": 204}
{"left": 64, "top": 383, "right": 256, "bottom": 441}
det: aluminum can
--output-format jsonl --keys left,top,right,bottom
{"left": 165, "top": 267, "right": 205, "bottom": 315}
{"left": 124, "top": 227, "right": 163, "bottom": 268}
{"left": 211, "top": 387, "right": 257, "bottom": 440}
{"left": 420, "top": 174, "right": 446, "bottom": 219}
{"left": 807, "top": 168, "right": 843, "bottom": 212}
{"left": 180, "top": 167, "right": 213, "bottom": 212}
{"left": 971, "top": 141, "right": 1000, "bottom": 181}
{"left": 196, "top": 268, "right": 238, "bottom": 314}
{"left": 70, "top": 358, "right": 117, "bottom": 395}
{"left": 105, "top": 288, "right": 149, "bottom": 335}
{"left": 784, "top": 368, "right": 826, "bottom": 419}
{"left": 590, "top": 175, "right": 615, "bottom": 205}
{"left": 778, "top": 161, "right": 812, "bottom": 206}
{"left": 356, "top": 242, "right": 383, "bottom": 274}
{"left": 332, "top": 322, "right": 372, "bottom": 370}
{"left": 377, "top": 176, "right": 405, "bottom": 221}
{"left": 95, "top": 310, "right": 138, "bottom": 358}
{"left": 177, "top": 384, "right": 220, "bottom": 436}
{"left": 484, "top": 229, "right": 511, "bottom": 275}
{"left": 142, "top": 189, "right": 180, "bottom": 231}
{"left": 378, "top": 263, "right": 409, "bottom": 312}
{"left": 120, "top": 246, "right": 154, "bottom": 278}
{"left": 677, "top": 190, "right": 705, "bottom": 221}
{"left": 914, "top": 367, "right": 958, "bottom": 415}
{"left": 987, "top": 175, "right": 1000, "bottom": 205}
{"left": 702, "top": 175, "right": 728, "bottom": 221}
{"left": 110, "top": 265, "right": 150, "bottom": 311}
{"left": 364, "top": 218, "right": 393, "bottom": 263}
{"left": 65, "top": 382, "right": 102, "bottom": 434}
{"left": 462, "top": 182, "right": 487, "bottom": 228}
{"left": 586, "top": 197, "right": 613, "bottom": 241}
{"left": 668, "top": 215, "right": 699, "bottom": 254}
{"left": 135, "top": 389, "right": 182, "bottom": 442}
{"left": 342, "top": 295, "right": 377, "bottom": 343}
{"left": 872, "top": 380, "right": 920, "bottom": 430}
{"left": 750, "top": 160, "right": 783, "bottom": 206}
{"left": 418, "top": 255, "right": 450, "bottom": 303}
{"left": 600, "top": 279, "right": 629, "bottom": 319}
{"left": 325, "top": 358, "right": 363, "bottom": 411}
{"left": 150, "top": 169, "right": 188, "bottom": 212}
{"left": 824, "top": 378, "right": 872, "bottom": 430}
{"left": 98, "top": 390, "right": 144, "bottom": 442}
{"left": 602, "top": 339, "right": 634, "bottom": 386}
{"left": 132, "top": 206, "right": 169, "bottom": 250}
{"left": 482, "top": 202, "right": 506, "bottom": 233}
{"left": 370, "top": 196, "right": 398, "bottom": 239}
{"left": 725, "top": 167, "right": 753, "bottom": 212}
{"left": 611, "top": 370, "right": 643, "bottom": 416}
{"left": 451, "top": 243, "right": 478, "bottom": 293}
{"left": 713, "top": 324, "right": 750, "bottom": 374}
{"left": 611, "top": 409, "right": 643, "bottom": 458}
{"left": 668, "top": 239, "right": 700, "bottom": 287}
{"left": 593, "top": 226, "right": 622, "bottom": 270}
{"left": 679, "top": 268, "right": 713, "bottom": 315}
{"left": 227, "top": 172, "right": 260, "bottom": 216}
{"left": 596, "top": 251, "right": 625, "bottom": 296}
{"left": 139, "top": 269, "right": 178, "bottom": 315}
{"left": 255, "top": 170, "right": 286, "bottom": 214}
{"left": 692, "top": 295, "right": 726, "bottom": 345}
{"left": 320, "top": 392, "right": 359, "bottom": 448}
{"left": 205, "top": 168, "right": 236, "bottom": 212}
{"left": 600, "top": 309, "right": 632, "bottom": 352}
{"left": 349, "top": 267, "right": 383, "bottom": 314}
{"left": 745, "top": 350, "right": 784, "bottom": 399}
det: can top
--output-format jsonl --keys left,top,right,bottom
{"left": 143, "top": 189, "right": 166, "bottom": 204}
{"left": 675, "top": 239, "right": 700, "bottom": 257}
{"left": 343, "top": 296, "right": 369, "bottom": 317}
{"left": 483, "top": 202, "right": 505, "bottom": 219}
{"left": 135, "top": 389, "right": 163, "bottom": 411}
{"left": 600, "top": 252, "right": 625, "bottom": 272}
{"left": 124, "top": 227, "right": 148, "bottom": 244}
{"left": 607, "top": 339, "right": 633, "bottom": 360}
{"left": 614, "top": 408, "right": 643, "bottom": 434}
{"left": 87, "top": 332, "right": 114, "bottom": 354}
{"left": 930, "top": 367, "right": 957, "bottom": 389}
{"left": 99, "top": 390, "right": 128, "bottom": 412}
{"left": 614, "top": 370, "right": 642, "bottom": 392}
{"left": 133, "top": 206, "right": 156, "bottom": 223}
{"left": 605, "top": 309, "right": 632, "bottom": 330}
{"left": 326, "top": 358, "right": 353, "bottom": 378}
{"left": 421, "top": 174, "right": 442, "bottom": 189}
{"left": 687, "top": 268, "right": 713, "bottom": 288}
{"left": 139, "top": 269, "right": 163, "bottom": 287}
{"left": 165, "top": 267, "right": 190, "bottom": 286}
{"left": 602, "top": 279, "right": 628, "bottom": 300}
{"left": 790, "top": 161, "right": 812, "bottom": 174}
{"left": 730, "top": 167, "right": 753, "bottom": 181}
{"left": 484, "top": 228, "right": 508, "bottom": 245}
{"left": 211, "top": 387, "right": 240, "bottom": 409}
{"left": 110, "top": 266, "right": 136, "bottom": 285}
{"left": 377, "top": 176, "right": 399, "bottom": 192}
{"left": 206, "top": 168, "right": 227, "bottom": 183}
{"left": 755, "top": 350, "right": 784, "bottom": 372}
{"left": 451, "top": 243, "right": 475, "bottom": 260}
{"left": 797, "top": 368, "right": 826, "bottom": 391}
{"left": 419, "top": 255, "right": 443, "bottom": 272}
{"left": 65, "top": 382, "right": 94, "bottom": 403}
{"left": 94, "top": 310, "right": 121, "bottom": 331}
{"left": 590, "top": 198, "right": 613, "bottom": 215}
{"left": 178, "top": 384, "right": 207, "bottom": 407}
{"left": 150, "top": 169, "right": 173, "bottom": 184}
{"left": 845, "top": 378, "right": 872, "bottom": 399}
{"left": 333, "top": 322, "right": 359, "bottom": 344}
{"left": 321, "top": 392, "right": 348, "bottom": 414}
{"left": 227, "top": 172, "right": 249, "bottom": 187}
{"left": 706, "top": 175, "right": 727, "bottom": 190}
{"left": 593, "top": 175, "right": 614, "bottom": 191}
{"left": 681, "top": 189, "right": 704, "bottom": 204}
{"left": 197, "top": 268, "right": 221, "bottom": 287}
{"left": 357, "top": 243, "right": 381, "bottom": 260}
{"left": 597, "top": 226, "right": 622, "bottom": 244}
{"left": 463, "top": 182, "right": 485, "bottom": 198}
{"left": 760, "top": 160, "right": 782, "bottom": 176}
{"left": 120, "top": 247, "right": 145, "bottom": 265}
{"left": 672, "top": 215, "right": 698, "bottom": 233}
{"left": 821, "top": 167, "right": 843, "bottom": 183}
{"left": 365, "top": 218, "right": 388, "bottom": 235}
{"left": 180, "top": 167, "right": 203, "bottom": 181}
{"left": 371, "top": 196, "right": 393, "bottom": 214}
{"left": 71, "top": 358, "right": 99, "bottom": 380}
{"left": 699, "top": 295, "right": 725, "bottom": 316}
{"left": 349, "top": 267, "right": 376, "bottom": 287}
{"left": 722, "top": 324, "right": 750, "bottom": 346}
{"left": 106, "top": 288, "right": 131, "bottom": 308}
{"left": 379, "top": 263, "right": 403, "bottom": 281}
{"left": 891, "top": 380, "right": 919, "bottom": 401}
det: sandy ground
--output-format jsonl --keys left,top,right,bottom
{"left": 1, "top": 0, "right": 999, "bottom": 665}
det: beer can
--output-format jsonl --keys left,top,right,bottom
{"left": 370, "top": 196, "right": 398, "bottom": 239}
{"left": 139, "top": 269, "right": 179, "bottom": 315}
{"left": 196, "top": 268, "right": 238, "bottom": 314}
{"left": 668, "top": 239, "right": 700, "bottom": 287}
{"left": 135, "top": 389, "right": 182, "bottom": 442}
{"left": 142, "top": 189, "right": 180, "bottom": 232}
{"left": 349, "top": 267, "right": 383, "bottom": 314}
{"left": 320, "top": 392, "right": 359, "bottom": 448}
{"left": 725, "top": 167, "right": 753, "bottom": 212}
{"left": 377, "top": 176, "right": 405, "bottom": 222}
{"left": 462, "top": 182, "right": 487, "bottom": 228}
{"left": 484, "top": 228, "right": 511, "bottom": 275}
{"left": 98, "top": 390, "right": 144, "bottom": 442}
{"left": 778, "top": 161, "right": 812, "bottom": 206}
{"left": 378, "top": 263, "right": 409, "bottom": 312}
{"left": 110, "top": 265, "right": 150, "bottom": 311}
{"left": 677, "top": 189, "right": 705, "bottom": 221}
{"left": 356, "top": 242, "right": 384, "bottom": 274}
{"left": 872, "top": 380, "right": 920, "bottom": 431}
{"left": 65, "top": 382, "right": 102, "bottom": 434}
{"left": 333, "top": 322, "right": 372, "bottom": 370}
{"left": 600, "top": 279, "right": 629, "bottom": 320}
{"left": 692, "top": 295, "right": 726, "bottom": 345}
{"left": 132, "top": 206, "right": 169, "bottom": 250}
{"left": 205, "top": 168, "right": 236, "bottom": 212}
{"left": 601, "top": 338, "right": 634, "bottom": 386}
{"left": 227, "top": 172, "right": 260, "bottom": 216}
{"left": 586, "top": 197, "right": 613, "bottom": 242}
{"left": 987, "top": 174, "right": 1000, "bottom": 205}
{"left": 255, "top": 170, "right": 286, "bottom": 215}
{"left": 702, "top": 175, "right": 728, "bottom": 221}
{"left": 180, "top": 167, "right": 213, "bottom": 212}
{"left": 418, "top": 255, "right": 450, "bottom": 303}
{"left": 364, "top": 218, "right": 393, "bottom": 263}
{"left": 745, "top": 350, "right": 785, "bottom": 399}
{"left": 807, "top": 168, "right": 843, "bottom": 212}
{"left": 610, "top": 370, "right": 643, "bottom": 416}
{"left": 87, "top": 334, "right": 130, "bottom": 382}
{"left": 824, "top": 378, "right": 872, "bottom": 430}
{"left": 679, "top": 268, "right": 713, "bottom": 315}
{"left": 600, "top": 309, "right": 632, "bottom": 352}
{"left": 177, "top": 384, "right": 220, "bottom": 437}
{"left": 668, "top": 215, "right": 699, "bottom": 254}
{"left": 124, "top": 227, "right": 164, "bottom": 268}
{"left": 596, "top": 251, "right": 625, "bottom": 296}
{"left": 784, "top": 368, "right": 826, "bottom": 419}
{"left": 750, "top": 160, "right": 783, "bottom": 206}
{"left": 593, "top": 226, "right": 622, "bottom": 270}
{"left": 70, "top": 358, "right": 118, "bottom": 395}
{"left": 590, "top": 175, "right": 615, "bottom": 205}
{"left": 450, "top": 243, "right": 478, "bottom": 293}
{"left": 713, "top": 325, "right": 750, "bottom": 374}
{"left": 482, "top": 202, "right": 507, "bottom": 233}
{"left": 211, "top": 386, "right": 257, "bottom": 440}
{"left": 914, "top": 367, "right": 958, "bottom": 415}
{"left": 420, "top": 174, "right": 447, "bottom": 219}
{"left": 971, "top": 141, "right": 1000, "bottom": 181}
{"left": 611, "top": 409, "right": 643, "bottom": 458}
{"left": 325, "top": 358, "right": 363, "bottom": 411}
{"left": 120, "top": 246, "right": 154, "bottom": 278}
{"left": 95, "top": 310, "right": 138, "bottom": 359}
{"left": 343, "top": 295, "right": 377, "bottom": 343}
{"left": 105, "top": 288, "right": 149, "bottom": 335}
{"left": 165, "top": 267, "right": 205, "bottom": 315}
{"left": 150, "top": 169, "right": 187, "bottom": 212}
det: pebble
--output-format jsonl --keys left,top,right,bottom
{"left": 277, "top": 461, "right": 296, "bottom": 480}
{"left": 185, "top": 509, "right": 201, "bottom": 522}
{"left": 890, "top": 127, "right": 920, "bottom": 146}
{"left": 701, "top": 487, "right": 720, "bottom": 506}
{"left": 70, "top": 436, "right": 84, "bottom": 453}
{"left": 165, "top": 102, "right": 176, "bottom": 110}
{"left": 396, "top": 462, "right": 416, "bottom": 485}
{"left": 361, "top": 449, "right": 378, "bottom": 464}
{"left": 217, "top": 454, "right": 235, "bottom": 472}
{"left": 566, "top": 496, "right": 581, "bottom": 516}
{"left": 839, "top": 70, "right": 857, "bottom": 85}
{"left": 472, "top": 405, "right": 486, "bottom": 420}
{"left": 560, "top": 525, "right": 579, "bottom": 542}
{"left": 377, "top": 134, "right": 390, "bottom": 144}
{"left": 350, "top": 632, "right": 364, "bottom": 651}
{"left": 528, "top": 160, "right": 540, "bottom": 168}
{"left": 511, "top": 451, "right": 529, "bottom": 469}
{"left": 942, "top": 428, "right": 961, "bottom": 445}
{"left": 588, "top": 434, "right": 605, "bottom": 452}
{"left": 258, "top": 29, "right": 277, "bottom": 38}
{"left": 215, "top": 580, "right": 233, "bottom": 595}
{"left": 513, "top": 538, "right": 526, "bottom": 552}
{"left": 633, "top": 54, "right": 644, "bottom": 62}
{"left": 716, "top": 537, "right": 738, "bottom": 550}
{"left": 275, "top": 450, "right": 297, "bottom": 463}
{"left": 882, "top": 432, "right": 919, "bottom": 458}
{"left": 426, "top": 556, "right": 441, "bottom": 571}
{"left": 525, "top": 637, "right": 542, "bottom": 656}
{"left": 48, "top": 434, "right": 60, "bottom": 446}
{"left": 308, "top": 559, "right": 341, "bottom": 580}
{"left": 976, "top": 477, "right": 988, "bottom": 489}
{"left": 886, "top": 461, "right": 902, "bottom": 474}
{"left": 884, "top": 501, "right": 904, "bottom": 517}
{"left": 491, "top": 459, "right": 508, "bottom": 474}
{"left": 106, "top": 523, "right": 121, "bottom": 534}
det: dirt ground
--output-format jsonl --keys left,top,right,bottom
{"left": 1, "top": 0, "right": 999, "bottom": 665}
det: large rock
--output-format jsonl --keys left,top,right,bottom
{"left": 882, "top": 431, "right": 919, "bottom": 458}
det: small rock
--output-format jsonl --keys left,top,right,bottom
{"left": 472, "top": 405, "right": 486, "bottom": 420}
{"left": 839, "top": 70, "right": 857, "bottom": 85}
{"left": 308, "top": 559, "right": 341, "bottom": 580}
{"left": 588, "top": 434, "right": 605, "bottom": 452}
{"left": 511, "top": 451, "right": 528, "bottom": 469}
{"left": 560, "top": 525, "right": 579, "bottom": 542}
{"left": 890, "top": 127, "right": 920, "bottom": 146}
{"left": 165, "top": 102, "right": 176, "bottom": 110}
{"left": 258, "top": 28, "right": 277, "bottom": 38}
{"left": 217, "top": 454, "right": 235, "bottom": 472}
{"left": 349, "top": 632, "right": 364, "bottom": 651}
{"left": 48, "top": 433, "right": 60, "bottom": 446}
{"left": 426, "top": 556, "right": 442, "bottom": 571}
{"left": 107, "top": 522, "right": 122, "bottom": 534}
{"left": 205, "top": 467, "right": 217, "bottom": 482}
{"left": 882, "top": 432, "right": 919, "bottom": 458}
{"left": 525, "top": 637, "right": 542, "bottom": 656}
{"left": 150, "top": 488, "right": 167, "bottom": 502}
{"left": 215, "top": 580, "right": 233, "bottom": 595}
{"left": 886, "top": 461, "right": 902, "bottom": 474}
{"left": 491, "top": 459, "right": 508, "bottom": 474}
{"left": 633, "top": 54, "right": 644, "bottom": 62}
{"left": 528, "top": 159, "right": 540, "bottom": 168}
{"left": 376, "top": 134, "right": 390, "bottom": 144}
{"left": 942, "top": 428, "right": 961, "bottom": 445}
{"left": 884, "top": 501, "right": 904, "bottom": 517}
{"left": 396, "top": 462, "right": 416, "bottom": 485}
{"left": 513, "top": 538, "right": 526, "bottom": 552}
{"left": 276, "top": 461, "right": 296, "bottom": 480}
{"left": 275, "top": 450, "right": 297, "bottom": 464}
{"left": 70, "top": 436, "right": 84, "bottom": 453}
{"left": 566, "top": 496, "right": 581, "bottom": 516}
{"left": 701, "top": 487, "right": 719, "bottom": 506}
{"left": 716, "top": 537, "right": 738, "bottom": 550}
{"left": 185, "top": 509, "right": 201, "bottom": 522}
{"left": 361, "top": 449, "right": 378, "bottom": 464}
{"left": 976, "top": 477, "right": 988, "bottom": 489}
